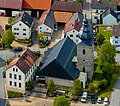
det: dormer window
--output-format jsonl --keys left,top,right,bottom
{"left": 115, "top": 36, "right": 118, "bottom": 39}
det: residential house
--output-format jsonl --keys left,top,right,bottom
{"left": 102, "top": 9, "right": 118, "bottom": 26}
{"left": 12, "top": 12, "right": 34, "bottom": 39}
{"left": 23, "top": 0, "right": 53, "bottom": 18}
{"left": 110, "top": 24, "right": 120, "bottom": 46}
{"left": 51, "top": 1, "right": 82, "bottom": 23}
{"left": 0, "top": 0, "right": 23, "bottom": 16}
{"left": 64, "top": 20, "right": 82, "bottom": 44}
{"left": 38, "top": 9, "right": 56, "bottom": 39}
{"left": 5, "top": 48, "right": 38, "bottom": 93}
{"left": 69, "top": 12, "right": 83, "bottom": 22}
{"left": 39, "top": 37, "right": 80, "bottom": 87}
{"left": 91, "top": 0, "right": 117, "bottom": 24}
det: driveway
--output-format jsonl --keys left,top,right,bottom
{"left": 0, "top": 16, "right": 9, "bottom": 30}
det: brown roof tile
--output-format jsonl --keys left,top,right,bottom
{"left": 0, "top": 0, "right": 23, "bottom": 9}
{"left": 64, "top": 20, "right": 82, "bottom": 33}
{"left": 6, "top": 48, "right": 38, "bottom": 74}
{"left": 23, "top": 0, "right": 52, "bottom": 10}
{"left": 52, "top": 1, "right": 82, "bottom": 12}
{"left": 112, "top": 25, "right": 120, "bottom": 36}
{"left": 54, "top": 11, "right": 72, "bottom": 23}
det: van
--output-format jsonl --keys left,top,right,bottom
{"left": 81, "top": 92, "right": 87, "bottom": 103}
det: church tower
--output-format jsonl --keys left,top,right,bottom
{"left": 77, "top": 16, "right": 94, "bottom": 79}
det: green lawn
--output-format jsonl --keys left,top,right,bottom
{"left": 97, "top": 26, "right": 112, "bottom": 42}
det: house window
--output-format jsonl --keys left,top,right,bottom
{"left": 115, "top": 36, "right": 118, "bottom": 39}
{"left": 94, "top": 17, "right": 98, "bottom": 19}
{"left": 83, "top": 49, "right": 85, "bottom": 54}
{"left": 13, "top": 68, "right": 15, "bottom": 71}
{"left": 47, "top": 28, "right": 49, "bottom": 30}
{"left": 14, "top": 74, "right": 17, "bottom": 79}
{"left": 16, "top": 68, "right": 18, "bottom": 72}
{"left": 19, "top": 23, "right": 21, "bottom": 26}
{"left": 96, "top": 10, "right": 98, "bottom": 13}
{"left": 14, "top": 33, "right": 16, "bottom": 35}
{"left": 19, "top": 75, "right": 21, "bottom": 80}
{"left": 83, "top": 67, "right": 85, "bottom": 72}
{"left": 23, "top": 33, "right": 26, "bottom": 36}
{"left": 10, "top": 81, "right": 12, "bottom": 86}
{"left": 14, "top": 28, "right": 16, "bottom": 30}
{"left": 100, "top": 10, "right": 103, "bottom": 13}
{"left": 9, "top": 73, "right": 12, "bottom": 78}
{"left": 40, "top": 27, "right": 42, "bottom": 29}
{"left": 83, "top": 60, "right": 85, "bottom": 61}
{"left": 115, "top": 41, "right": 118, "bottom": 43}
{"left": 14, "top": 82, "right": 16, "bottom": 87}
{"left": 19, "top": 83, "right": 21, "bottom": 88}
{"left": 17, "top": 33, "right": 19, "bottom": 35}
{"left": 70, "top": 35, "right": 73, "bottom": 37}
{"left": 17, "top": 28, "right": 19, "bottom": 30}
{"left": 23, "top": 29, "right": 26, "bottom": 31}
{"left": 73, "top": 30, "right": 75, "bottom": 33}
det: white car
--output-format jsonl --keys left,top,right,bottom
{"left": 104, "top": 97, "right": 108, "bottom": 106}
{"left": 97, "top": 97, "right": 102, "bottom": 104}
{"left": 81, "top": 92, "right": 87, "bottom": 103}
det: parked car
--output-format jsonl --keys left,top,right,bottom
{"left": 81, "top": 92, "right": 87, "bottom": 103}
{"left": 97, "top": 97, "right": 102, "bottom": 104}
{"left": 14, "top": 47, "right": 23, "bottom": 52}
{"left": 93, "top": 29, "right": 97, "bottom": 35}
{"left": 91, "top": 96, "right": 96, "bottom": 104}
{"left": 54, "top": 25, "right": 58, "bottom": 31}
{"left": 104, "top": 97, "right": 108, "bottom": 106}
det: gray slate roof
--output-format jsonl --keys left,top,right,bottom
{"left": 38, "top": 9, "right": 56, "bottom": 29}
{"left": 92, "top": 1, "right": 117, "bottom": 10}
{"left": 70, "top": 12, "right": 84, "bottom": 22}
{"left": 40, "top": 37, "right": 79, "bottom": 80}
{"left": 102, "top": 9, "right": 117, "bottom": 19}
{"left": 12, "top": 12, "right": 34, "bottom": 28}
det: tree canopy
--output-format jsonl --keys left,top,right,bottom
{"left": 38, "top": 32, "right": 47, "bottom": 43}
{"left": 88, "top": 83, "right": 96, "bottom": 94}
{"left": 96, "top": 33, "right": 105, "bottom": 45}
{"left": 2, "top": 29, "right": 14, "bottom": 48}
{"left": 72, "top": 79, "right": 82, "bottom": 100}
{"left": 54, "top": 96, "right": 70, "bottom": 106}
{"left": 47, "top": 79, "right": 55, "bottom": 96}
{"left": 76, "top": 0, "right": 83, "bottom": 3}
{"left": 98, "top": 42, "right": 116, "bottom": 64}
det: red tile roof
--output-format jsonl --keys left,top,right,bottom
{"left": 64, "top": 20, "right": 82, "bottom": 33}
{"left": 0, "top": 0, "right": 23, "bottom": 9}
{"left": 6, "top": 48, "right": 38, "bottom": 74}
{"left": 54, "top": 11, "right": 72, "bottom": 23}
{"left": 52, "top": 1, "right": 82, "bottom": 12}
{"left": 112, "top": 25, "right": 120, "bottom": 36}
{"left": 23, "top": 0, "right": 52, "bottom": 10}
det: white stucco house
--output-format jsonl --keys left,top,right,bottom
{"left": 102, "top": 9, "right": 118, "bottom": 26}
{"left": 5, "top": 48, "right": 38, "bottom": 93}
{"left": 110, "top": 24, "right": 120, "bottom": 47}
{"left": 64, "top": 20, "right": 82, "bottom": 44}
{"left": 38, "top": 9, "right": 56, "bottom": 38}
{"left": 12, "top": 12, "right": 34, "bottom": 39}
{"left": 91, "top": 1, "right": 117, "bottom": 24}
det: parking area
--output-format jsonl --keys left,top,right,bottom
{"left": 0, "top": 16, "right": 9, "bottom": 30}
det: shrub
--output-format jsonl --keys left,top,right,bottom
{"left": 5, "top": 24, "right": 11, "bottom": 31}
{"left": 26, "top": 81, "right": 34, "bottom": 90}
{"left": 32, "top": 51, "right": 40, "bottom": 57}
{"left": 8, "top": 91, "right": 23, "bottom": 98}
{"left": 99, "top": 79, "right": 108, "bottom": 90}
{"left": 15, "top": 39, "right": 32, "bottom": 44}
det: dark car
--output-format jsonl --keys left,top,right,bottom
{"left": 14, "top": 47, "right": 23, "bottom": 52}
{"left": 91, "top": 96, "right": 96, "bottom": 104}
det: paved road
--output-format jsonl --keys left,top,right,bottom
{"left": 110, "top": 77, "right": 120, "bottom": 106}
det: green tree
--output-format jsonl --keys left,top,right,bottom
{"left": 88, "top": 83, "right": 96, "bottom": 94}
{"left": 76, "top": 0, "right": 83, "bottom": 3}
{"left": 8, "top": 17, "right": 14, "bottom": 24}
{"left": 99, "top": 79, "right": 108, "bottom": 90}
{"left": 72, "top": 79, "right": 82, "bottom": 100}
{"left": 47, "top": 79, "right": 55, "bottom": 96}
{"left": 96, "top": 33, "right": 105, "bottom": 45}
{"left": 26, "top": 81, "right": 34, "bottom": 90}
{"left": 54, "top": 96, "right": 70, "bottom": 106}
{"left": 2, "top": 29, "right": 14, "bottom": 48}
{"left": 38, "top": 32, "right": 47, "bottom": 43}
{"left": 98, "top": 42, "right": 116, "bottom": 64}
